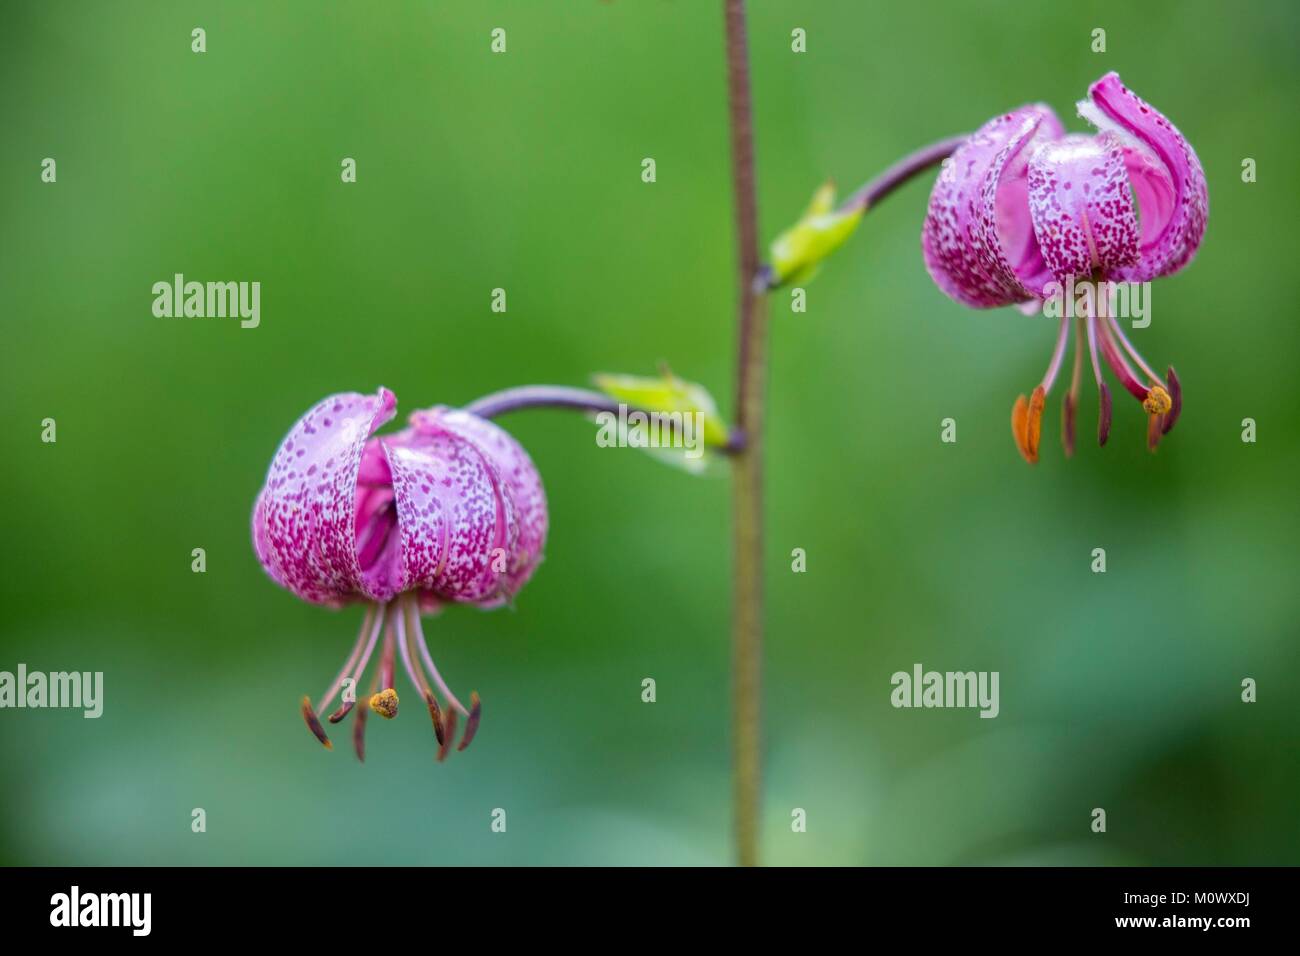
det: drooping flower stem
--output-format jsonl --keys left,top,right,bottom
{"left": 754, "top": 133, "right": 965, "bottom": 291}
{"left": 464, "top": 385, "right": 624, "bottom": 420}
{"left": 463, "top": 384, "right": 747, "bottom": 452}
{"left": 839, "top": 135, "right": 968, "bottom": 215}
{"left": 723, "top": 0, "right": 766, "bottom": 868}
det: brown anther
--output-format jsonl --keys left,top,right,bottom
{"left": 1161, "top": 366, "right": 1181, "bottom": 435}
{"left": 1061, "top": 393, "right": 1077, "bottom": 458}
{"left": 1142, "top": 384, "right": 1172, "bottom": 416}
{"left": 369, "top": 688, "right": 399, "bottom": 719}
{"left": 437, "top": 708, "right": 459, "bottom": 763}
{"left": 458, "top": 692, "right": 482, "bottom": 752}
{"left": 424, "top": 690, "right": 445, "bottom": 747}
{"left": 300, "top": 696, "right": 333, "bottom": 750}
{"left": 327, "top": 698, "right": 356, "bottom": 724}
{"left": 1147, "top": 413, "right": 1163, "bottom": 452}
{"left": 1098, "top": 382, "right": 1113, "bottom": 447}
{"left": 353, "top": 699, "right": 369, "bottom": 763}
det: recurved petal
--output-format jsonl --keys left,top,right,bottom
{"left": 253, "top": 388, "right": 398, "bottom": 605}
{"left": 411, "top": 407, "right": 548, "bottom": 602}
{"left": 923, "top": 104, "right": 1064, "bottom": 307}
{"left": 252, "top": 487, "right": 278, "bottom": 585}
{"left": 1079, "top": 72, "right": 1208, "bottom": 281}
{"left": 1027, "top": 132, "right": 1139, "bottom": 282}
{"left": 382, "top": 425, "right": 519, "bottom": 605}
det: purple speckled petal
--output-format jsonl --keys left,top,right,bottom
{"left": 251, "top": 488, "right": 280, "bottom": 588}
{"left": 1080, "top": 72, "right": 1208, "bottom": 281}
{"left": 923, "top": 104, "right": 1064, "bottom": 306}
{"left": 382, "top": 426, "right": 519, "bottom": 605}
{"left": 252, "top": 388, "right": 398, "bottom": 606}
{"left": 412, "top": 407, "right": 548, "bottom": 601}
{"left": 1027, "top": 132, "right": 1139, "bottom": 282}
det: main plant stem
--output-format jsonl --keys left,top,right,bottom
{"left": 724, "top": 0, "right": 765, "bottom": 868}
{"left": 465, "top": 33, "right": 962, "bottom": 866}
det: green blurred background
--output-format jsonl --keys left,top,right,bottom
{"left": 2, "top": 0, "right": 1297, "bottom": 866}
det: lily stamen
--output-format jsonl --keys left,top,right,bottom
{"left": 353, "top": 676, "right": 373, "bottom": 762}
{"left": 1012, "top": 315, "right": 1069, "bottom": 463}
{"left": 458, "top": 692, "right": 482, "bottom": 752}
{"left": 327, "top": 699, "right": 355, "bottom": 724}
{"left": 1106, "top": 313, "right": 1162, "bottom": 385}
{"left": 1162, "top": 367, "right": 1182, "bottom": 435}
{"left": 1097, "top": 315, "right": 1172, "bottom": 450}
{"left": 393, "top": 596, "right": 428, "bottom": 699}
{"left": 1084, "top": 311, "right": 1113, "bottom": 446}
{"left": 437, "top": 709, "right": 459, "bottom": 763}
{"left": 1098, "top": 315, "right": 1176, "bottom": 450}
{"left": 366, "top": 616, "right": 399, "bottom": 718}
{"left": 1040, "top": 314, "right": 1072, "bottom": 395}
{"left": 409, "top": 600, "right": 471, "bottom": 718}
{"left": 1147, "top": 411, "right": 1164, "bottom": 451}
{"left": 425, "top": 690, "right": 446, "bottom": 747}
{"left": 1062, "top": 317, "right": 1085, "bottom": 456}
{"left": 394, "top": 594, "right": 459, "bottom": 755}
{"left": 316, "top": 605, "right": 375, "bottom": 717}
{"left": 369, "top": 688, "right": 399, "bottom": 719}
{"left": 1104, "top": 313, "right": 1182, "bottom": 436}
{"left": 300, "top": 696, "right": 333, "bottom": 750}
{"left": 1097, "top": 306, "right": 1151, "bottom": 403}
{"left": 1143, "top": 386, "right": 1172, "bottom": 417}
{"left": 324, "top": 604, "right": 385, "bottom": 723}
{"left": 400, "top": 594, "right": 479, "bottom": 755}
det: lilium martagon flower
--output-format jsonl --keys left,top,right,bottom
{"left": 251, "top": 387, "right": 547, "bottom": 761}
{"left": 922, "top": 71, "right": 1207, "bottom": 462}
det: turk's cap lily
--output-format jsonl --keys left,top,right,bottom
{"left": 921, "top": 72, "right": 1205, "bottom": 462}
{"left": 252, "top": 387, "right": 546, "bottom": 609}
{"left": 251, "top": 388, "right": 547, "bottom": 759}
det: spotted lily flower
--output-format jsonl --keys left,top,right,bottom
{"left": 251, "top": 388, "right": 547, "bottom": 760}
{"left": 922, "top": 72, "right": 1207, "bottom": 462}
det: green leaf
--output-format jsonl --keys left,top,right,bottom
{"left": 593, "top": 370, "right": 730, "bottom": 448}
{"left": 769, "top": 181, "right": 864, "bottom": 288}
{"left": 591, "top": 369, "right": 731, "bottom": 474}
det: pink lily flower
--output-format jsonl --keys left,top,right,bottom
{"left": 922, "top": 72, "right": 1207, "bottom": 462}
{"left": 251, "top": 387, "right": 547, "bottom": 760}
